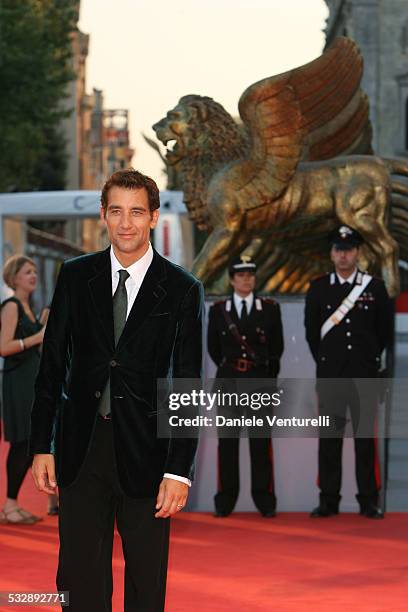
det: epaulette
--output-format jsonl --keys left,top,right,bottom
{"left": 211, "top": 299, "right": 230, "bottom": 311}
{"left": 261, "top": 297, "right": 277, "bottom": 305}
{"left": 360, "top": 271, "right": 381, "bottom": 282}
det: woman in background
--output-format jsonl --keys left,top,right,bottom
{"left": 0, "top": 255, "right": 46, "bottom": 524}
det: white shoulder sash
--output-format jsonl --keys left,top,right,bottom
{"left": 320, "top": 274, "right": 372, "bottom": 340}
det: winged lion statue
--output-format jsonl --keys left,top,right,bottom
{"left": 153, "top": 38, "right": 408, "bottom": 297}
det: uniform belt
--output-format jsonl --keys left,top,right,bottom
{"left": 227, "top": 358, "right": 257, "bottom": 373}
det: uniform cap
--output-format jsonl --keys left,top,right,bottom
{"left": 328, "top": 225, "right": 363, "bottom": 250}
{"left": 228, "top": 255, "right": 257, "bottom": 276}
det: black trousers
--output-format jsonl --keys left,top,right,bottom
{"left": 317, "top": 377, "right": 379, "bottom": 511}
{"left": 57, "top": 417, "right": 170, "bottom": 612}
{"left": 6, "top": 439, "right": 32, "bottom": 499}
{"left": 213, "top": 372, "right": 276, "bottom": 515}
{"left": 214, "top": 437, "right": 276, "bottom": 514}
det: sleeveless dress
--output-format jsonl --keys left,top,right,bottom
{"left": 1, "top": 297, "right": 42, "bottom": 443}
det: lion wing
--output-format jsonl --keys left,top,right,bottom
{"left": 291, "top": 37, "right": 371, "bottom": 160}
{"left": 236, "top": 37, "right": 371, "bottom": 210}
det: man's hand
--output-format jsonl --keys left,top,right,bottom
{"left": 155, "top": 478, "right": 188, "bottom": 518}
{"left": 32, "top": 454, "right": 57, "bottom": 495}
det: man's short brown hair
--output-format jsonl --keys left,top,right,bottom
{"left": 101, "top": 168, "right": 160, "bottom": 214}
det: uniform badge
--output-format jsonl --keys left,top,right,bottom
{"left": 339, "top": 226, "right": 353, "bottom": 238}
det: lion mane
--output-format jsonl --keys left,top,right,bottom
{"left": 175, "top": 95, "right": 249, "bottom": 231}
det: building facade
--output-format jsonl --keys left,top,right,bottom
{"left": 325, "top": 0, "right": 408, "bottom": 157}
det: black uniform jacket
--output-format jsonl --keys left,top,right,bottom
{"left": 29, "top": 247, "right": 204, "bottom": 497}
{"left": 207, "top": 296, "right": 284, "bottom": 378}
{"left": 304, "top": 271, "right": 393, "bottom": 378}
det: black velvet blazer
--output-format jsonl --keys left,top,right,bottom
{"left": 29, "top": 247, "right": 204, "bottom": 497}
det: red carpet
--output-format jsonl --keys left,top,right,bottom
{"left": 1, "top": 440, "right": 408, "bottom": 611}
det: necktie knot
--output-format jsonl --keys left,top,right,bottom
{"left": 118, "top": 269, "right": 130, "bottom": 286}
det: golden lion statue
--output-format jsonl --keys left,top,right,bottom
{"left": 153, "top": 38, "right": 408, "bottom": 297}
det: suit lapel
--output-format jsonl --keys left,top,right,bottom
{"left": 332, "top": 271, "right": 357, "bottom": 308}
{"left": 246, "top": 297, "right": 263, "bottom": 336}
{"left": 88, "top": 248, "right": 115, "bottom": 349}
{"left": 116, "top": 250, "right": 167, "bottom": 351}
{"left": 249, "top": 296, "right": 261, "bottom": 326}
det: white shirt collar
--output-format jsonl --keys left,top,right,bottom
{"left": 233, "top": 291, "right": 254, "bottom": 313}
{"left": 110, "top": 243, "right": 153, "bottom": 285}
{"left": 336, "top": 268, "right": 357, "bottom": 285}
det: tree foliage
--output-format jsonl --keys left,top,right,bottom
{"left": 0, "top": 0, "right": 78, "bottom": 191}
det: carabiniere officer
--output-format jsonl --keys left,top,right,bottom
{"left": 305, "top": 225, "right": 393, "bottom": 519}
{"left": 207, "top": 255, "right": 284, "bottom": 518}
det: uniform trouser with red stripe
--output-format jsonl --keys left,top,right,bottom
{"left": 214, "top": 436, "right": 276, "bottom": 514}
{"left": 317, "top": 377, "right": 380, "bottom": 511}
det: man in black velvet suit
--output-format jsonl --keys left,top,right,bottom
{"left": 30, "top": 169, "right": 203, "bottom": 611}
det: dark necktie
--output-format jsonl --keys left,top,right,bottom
{"left": 99, "top": 269, "right": 130, "bottom": 417}
{"left": 241, "top": 299, "right": 248, "bottom": 325}
{"left": 113, "top": 269, "right": 130, "bottom": 345}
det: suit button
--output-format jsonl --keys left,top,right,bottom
{"left": 347, "top": 345, "right": 352, "bottom": 350}
{"left": 110, "top": 360, "right": 118, "bottom": 367}
{"left": 243, "top": 353, "right": 247, "bottom": 357}
{"left": 242, "top": 335, "right": 246, "bottom": 340}
{"left": 346, "top": 332, "right": 351, "bottom": 337}
{"left": 95, "top": 390, "right": 101, "bottom": 399}
{"left": 346, "top": 319, "right": 350, "bottom": 324}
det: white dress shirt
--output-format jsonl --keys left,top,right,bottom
{"left": 110, "top": 245, "right": 191, "bottom": 487}
{"left": 233, "top": 292, "right": 254, "bottom": 317}
{"left": 336, "top": 268, "right": 357, "bottom": 285}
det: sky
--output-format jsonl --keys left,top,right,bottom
{"left": 79, "top": 0, "right": 328, "bottom": 188}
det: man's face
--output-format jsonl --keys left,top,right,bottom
{"left": 100, "top": 187, "right": 159, "bottom": 262}
{"left": 330, "top": 245, "right": 359, "bottom": 274}
{"left": 230, "top": 271, "right": 256, "bottom": 297}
